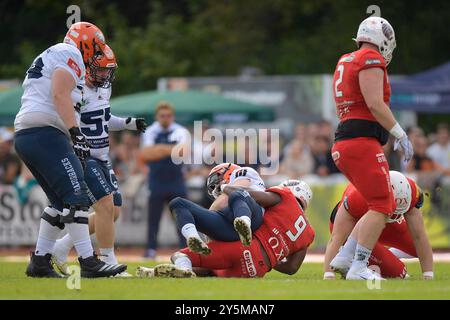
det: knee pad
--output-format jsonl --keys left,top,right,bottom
{"left": 60, "top": 205, "right": 89, "bottom": 224}
{"left": 41, "top": 206, "right": 65, "bottom": 230}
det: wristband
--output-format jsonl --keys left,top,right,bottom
{"left": 389, "top": 122, "right": 406, "bottom": 139}
{"left": 323, "top": 272, "right": 335, "bottom": 279}
{"left": 423, "top": 271, "right": 434, "bottom": 279}
{"left": 220, "top": 184, "right": 228, "bottom": 192}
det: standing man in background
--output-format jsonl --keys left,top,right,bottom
{"left": 140, "top": 102, "right": 190, "bottom": 259}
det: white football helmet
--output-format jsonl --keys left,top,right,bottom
{"left": 279, "top": 179, "right": 313, "bottom": 209}
{"left": 354, "top": 16, "right": 396, "bottom": 65}
{"left": 388, "top": 171, "right": 412, "bottom": 223}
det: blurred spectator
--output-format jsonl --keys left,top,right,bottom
{"left": 280, "top": 140, "right": 314, "bottom": 177}
{"left": 14, "top": 162, "right": 37, "bottom": 204}
{"left": 113, "top": 131, "right": 143, "bottom": 181}
{"left": 0, "top": 127, "right": 21, "bottom": 184}
{"left": 310, "top": 135, "right": 340, "bottom": 177}
{"left": 383, "top": 136, "right": 402, "bottom": 172}
{"left": 140, "top": 102, "right": 189, "bottom": 258}
{"left": 406, "top": 135, "right": 450, "bottom": 176}
{"left": 427, "top": 123, "right": 450, "bottom": 169}
{"left": 406, "top": 126, "right": 425, "bottom": 145}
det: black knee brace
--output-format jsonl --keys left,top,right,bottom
{"left": 41, "top": 207, "right": 65, "bottom": 230}
{"left": 60, "top": 205, "right": 89, "bottom": 224}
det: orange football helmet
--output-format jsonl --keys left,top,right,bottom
{"left": 64, "top": 21, "right": 106, "bottom": 65}
{"left": 87, "top": 44, "right": 117, "bottom": 88}
{"left": 206, "top": 163, "right": 241, "bottom": 199}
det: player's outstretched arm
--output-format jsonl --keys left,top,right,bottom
{"left": 273, "top": 248, "right": 307, "bottom": 275}
{"left": 222, "top": 186, "right": 281, "bottom": 208}
{"left": 405, "top": 208, "right": 434, "bottom": 279}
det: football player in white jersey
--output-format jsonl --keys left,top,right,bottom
{"left": 14, "top": 22, "right": 126, "bottom": 278}
{"left": 51, "top": 45, "right": 147, "bottom": 276}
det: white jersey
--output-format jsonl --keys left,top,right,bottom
{"left": 80, "top": 85, "right": 127, "bottom": 162}
{"left": 15, "top": 43, "right": 85, "bottom": 135}
{"left": 229, "top": 167, "right": 265, "bottom": 191}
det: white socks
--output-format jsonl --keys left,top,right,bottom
{"left": 35, "top": 207, "right": 62, "bottom": 256}
{"left": 99, "top": 247, "right": 118, "bottom": 265}
{"left": 53, "top": 234, "right": 73, "bottom": 263}
{"left": 237, "top": 215, "right": 251, "bottom": 227}
{"left": 351, "top": 244, "right": 372, "bottom": 270}
{"left": 62, "top": 207, "right": 93, "bottom": 259}
{"left": 181, "top": 223, "right": 201, "bottom": 241}
{"left": 340, "top": 237, "right": 357, "bottom": 259}
{"left": 174, "top": 254, "right": 193, "bottom": 270}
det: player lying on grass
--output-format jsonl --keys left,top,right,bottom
{"left": 136, "top": 180, "right": 315, "bottom": 278}
{"left": 167, "top": 163, "right": 267, "bottom": 253}
{"left": 324, "top": 171, "right": 433, "bottom": 280}
{"left": 51, "top": 45, "right": 147, "bottom": 277}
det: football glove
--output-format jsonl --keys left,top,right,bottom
{"left": 393, "top": 135, "right": 413, "bottom": 162}
{"left": 69, "top": 127, "right": 90, "bottom": 162}
{"left": 125, "top": 117, "right": 148, "bottom": 133}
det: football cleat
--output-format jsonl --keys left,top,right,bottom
{"left": 78, "top": 253, "right": 127, "bottom": 278}
{"left": 330, "top": 253, "right": 353, "bottom": 278}
{"left": 153, "top": 264, "right": 196, "bottom": 278}
{"left": 187, "top": 237, "right": 211, "bottom": 255}
{"left": 346, "top": 266, "right": 385, "bottom": 281}
{"left": 26, "top": 252, "right": 64, "bottom": 278}
{"left": 136, "top": 266, "right": 155, "bottom": 278}
{"left": 114, "top": 271, "right": 133, "bottom": 278}
{"left": 233, "top": 217, "right": 252, "bottom": 246}
{"left": 51, "top": 256, "right": 70, "bottom": 276}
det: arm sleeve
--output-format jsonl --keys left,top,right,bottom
{"left": 52, "top": 48, "right": 85, "bottom": 85}
{"left": 109, "top": 114, "right": 127, "bottom": 131}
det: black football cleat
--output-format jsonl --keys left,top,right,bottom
{"left": 25, "top": 252, "right": 64, "bottom": 278}
{"left": 78, "top": 253, "right": 127, "bottom": 278}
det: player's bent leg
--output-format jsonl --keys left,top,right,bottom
{"left": 370, "top": 243, "right": 408, "bottom": 279}
{"left": 169, "top": 197, "right": 241, "bottom": 243}
{"left": 228, "top": 190, "right": 264, "bottom": 246}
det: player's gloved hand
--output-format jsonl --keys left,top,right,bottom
{"left": 390, "top": 122, "right": 414, "bottom": 162}
{"left": 393, "top": 135, "right": 413, "bottom": 162}
{"left": 69, "top": 127, "right": 90, "bottom": 162}
{"left": 125, "top": 117, "right": 148, "bottom": 133}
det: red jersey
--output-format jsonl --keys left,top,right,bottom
{"left": 333, "top": 48, "right": 391, "bottom": 122}
{"left": 341, "top": 177, "right": 422, "bottom": 221}
{"left": 255, "top": 186, "right": 315, "bottom": 267}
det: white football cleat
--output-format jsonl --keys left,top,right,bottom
{"left": 51, "top": 256, "right": 70, "bottom": 276}
{"left": 346, "top": 266, "right": 385, "bottom": 281}
{"left": 233, "top": 217, "right": 252, "bottom": 246}
{"left": 330, "top": 254, "right": 352, "bottom": 278}
{"left": 114, "top": 271, "right": 133, "bottom": 278}
{"left": 187, "top": 237, "right": 211, "bottom": 255}
{"left": 153, "top": 263, "right": 196, "bottom": 278}
{"left": 136, "top": 266, "right": 155, "bottom": 278}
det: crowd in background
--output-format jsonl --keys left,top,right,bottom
{"left": 1, "top": 121, "right": 450, "bottom": 188}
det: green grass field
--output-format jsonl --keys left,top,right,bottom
{"left": 1, "top": 260, "right": 450, "bottom": 299}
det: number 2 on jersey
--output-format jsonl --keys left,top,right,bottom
{"left": 334, "top": 64, "right": 344, "bottom": 98}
